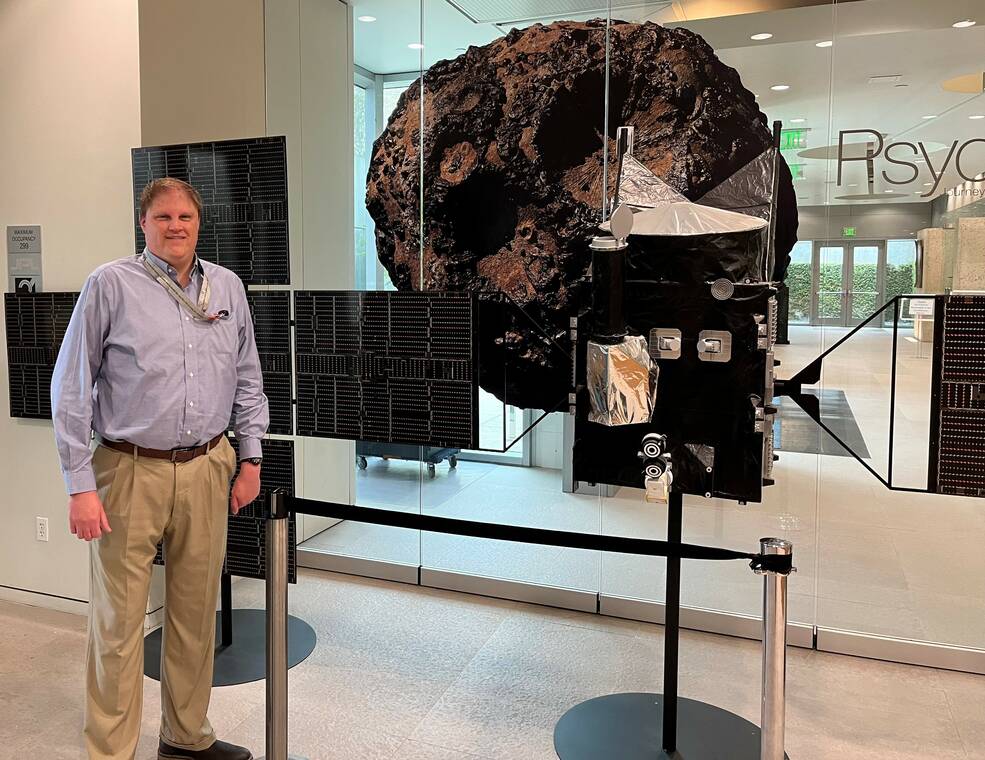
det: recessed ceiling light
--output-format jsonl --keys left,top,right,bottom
{"left": 970, "top": 114, "right": 985, "bottom": 120}
{"left": 408, "top": 42, "right": 424, "bottom": 50}
{"left": 357, "top": 15, "right": 377, "bottom": 22}
{"left": 922, "top": 115, "right": 937, "bottom": 119}
{"left": 923, "top": 182, "right": 933, "bottom": 186}
{"left": 884, "top": 190, "right": 894, "bottom": 193}
{"left": 771, "top": 84, "right": 790, "bottom": 91}
{"left": 751, "top": 33, "right": 773, "bottom": 41}
{"left": 791, "top": 118, "right": 807, "bottom": 123}
{"left": 848, "top": 183, "right": 858, "bottom": 187}
{"left": 816, "top": 40, "right": 833, "bottom": 48}
{"left": 953, "top": 19, "right": 977, "bottom": 28}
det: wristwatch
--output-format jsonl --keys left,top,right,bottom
{"left": 242, "top": 457, "right": 263, "bottom": 467}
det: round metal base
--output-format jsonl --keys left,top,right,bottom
{"left": 143, "top": 609, "right": 317, "bottom": 686}
{"left": 554, "top": 693, "right": 789, "bottom": 759}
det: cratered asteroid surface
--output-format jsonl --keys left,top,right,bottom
{"left": 367, "top": 19, "right": 798, "bottom": 411}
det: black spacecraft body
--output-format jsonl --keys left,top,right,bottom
{"left": 572, "top": 135, "right": 780, "bottom": 503}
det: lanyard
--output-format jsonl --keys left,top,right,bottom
{"left": 141, "top": 254, "right": 218, "bottom": 322}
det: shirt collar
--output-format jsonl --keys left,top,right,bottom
{"left": 142, "top": 247, "right": 203, "bottom": 285}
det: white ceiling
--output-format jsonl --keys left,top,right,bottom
{"left": 350, "top": 0, "right": 985, "bottom": 207}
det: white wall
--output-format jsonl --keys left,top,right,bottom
{"left": 0, "top": 0, "right": 142, "bottom": 611}
{"left": 797, "top": 202, "right": 931, "bottom": 241}
{"left": 139, "top": 0, "right": 267, "bottom": 146}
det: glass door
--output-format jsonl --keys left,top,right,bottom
{"left": 814, "top": 243, "right": 846, "bottom": 325}
{"left": 847, "top": 243, "right": 883, "bottom": 326}
{"left": 811, "top": 240, "right": 886, "bottom": 326}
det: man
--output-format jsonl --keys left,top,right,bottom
{"left": 52, "top": 177, "right": 268, "bottom": 760}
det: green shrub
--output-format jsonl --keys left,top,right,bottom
{"left": 785, "top": 261, "right": 915, "bottom": 323}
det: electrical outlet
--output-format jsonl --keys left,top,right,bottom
{"left": 36, "top": 517, "right": 48, "bottom": 542}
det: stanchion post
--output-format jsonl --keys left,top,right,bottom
{"left": 260, "top": 489, "right": 308, "bottom": 760}
{"left": 759, "top": 537, "right": 793, "bottom": 760}
{"left": 662, "top": 488, "right": 683, "bottom": 753}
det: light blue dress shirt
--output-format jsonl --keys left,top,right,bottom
{"left": 51, "top": 249, "right": 269, "bottom": 494}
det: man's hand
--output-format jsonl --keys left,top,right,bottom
{"left": 231, "top": 462, "right": 261, "bottom": 515}
{"left": 69, "top": 491, "right": 112, "bottom": 541}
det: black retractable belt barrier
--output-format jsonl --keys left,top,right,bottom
{"left": 264, "top": 490, "right": 793, "bottom": 760}
{"left": 285, "top": 496, "right": 793, "bottom": 574}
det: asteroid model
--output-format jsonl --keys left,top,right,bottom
{"left": 366, "top": 19, "right": 798, "bottom": 411}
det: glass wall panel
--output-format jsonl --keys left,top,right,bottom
{"left": 415, "top": 0, "right": 605, "bottom": 593}
{"left": 298, "top": 0, "right": 426, "bottom": 569}
{"left": 313, "top": 0, "right": 985, "bottom": 664}
{"left": 589, "top": 1, "right": 829, "bottom": 628}
{"left": 815, "top": 0, "right": 985, "bottom": 649}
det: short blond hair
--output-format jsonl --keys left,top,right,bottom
{"left": 139, "top": 178, "right": 203, "bottom": 219}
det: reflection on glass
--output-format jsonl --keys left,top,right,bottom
{"left": 353, "top": 83, "right": 371, "bottom": 290}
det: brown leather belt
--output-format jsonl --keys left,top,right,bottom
{"left": 98, "top": 432, "right": 226, "bottom": 463}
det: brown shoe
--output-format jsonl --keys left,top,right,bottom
{"left": 158, "top": 738, "right": 253, "bottom": 759}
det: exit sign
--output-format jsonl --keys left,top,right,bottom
{"left": 780, "top": 129, "right": 808, "bottom": 151}
{"left": 843, "top": 226, "right": 857, "bottom": 238}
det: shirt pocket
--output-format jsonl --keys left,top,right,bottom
{"left": 202, "top": 315, "right": 239, "bottom": 358}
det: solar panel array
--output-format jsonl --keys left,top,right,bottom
{"left": 154, "top": 437, "right": 296, "bottom": 583}
{"left": 294, "top": 291, "right": 478, "bottom": 448}
{"left": 4, "top": 292, "right": 79, "bottom": 418}
{"left": 242, "top": 291, "right": 293, "bottom": 435}
{"left": 132, "top": 136, "right": 290, "bottom": 284}
{"left": 934, "top": 295, "right": 985, "bottom": 496}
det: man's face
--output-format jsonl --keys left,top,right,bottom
{"left": 139, "top": 190, "right": 200, "bottom": 266}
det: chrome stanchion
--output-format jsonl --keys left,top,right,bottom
{"left": 259, "top": 489, "right": 308, "bottom": 760}
{"left": 759, "top": 537, "right": 793, "bottom": 760}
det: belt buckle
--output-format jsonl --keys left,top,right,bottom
{"left": 170, "top": 444, "right": 196, "bottom": 463}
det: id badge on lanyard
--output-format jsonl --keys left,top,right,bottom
{"left": 142, "top": 254, "right": 227, "bottom": 322}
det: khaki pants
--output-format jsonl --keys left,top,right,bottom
{"left": 84, "top": 438, "right": 237, "bottom": 760}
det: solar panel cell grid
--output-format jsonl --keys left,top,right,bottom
{"left": 294, "top": 290, "right": 477, "bottom": 448}
{"left": 132, "top": 136, "right": 289, "bottom": 285}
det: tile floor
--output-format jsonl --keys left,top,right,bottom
{"left": 4, "top": 568, "right": 985, "bottom": 759}
{"left": 301, "top": 325, "right": 985, "bottom": 650}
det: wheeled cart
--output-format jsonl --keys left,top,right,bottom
{"left": 355, "top": 440, "right": 459, "bottom": 478}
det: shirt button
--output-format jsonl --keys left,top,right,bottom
{"left": 189, "top": 402, "right": 194, "bottom": 407}
{"left": 188, "top": 343, "right": 193, "bottom": 348}
{"left": 186, "top": 430, "right": 192, "bottom": 435}
{"left": 189, "top": 372, "right": 194, "bottom": 378}
{"left": 186, "top": 317, "right": 190, "bottom": 322}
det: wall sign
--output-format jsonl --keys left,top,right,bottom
{"left": 7, "top": 225, "right": 42, "bottom": 292}
{"left": 837, "top": 130, "right": 985, "bottom": 197}
{"left": 909, "top": 298, "right": 935, "bottom": 317}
